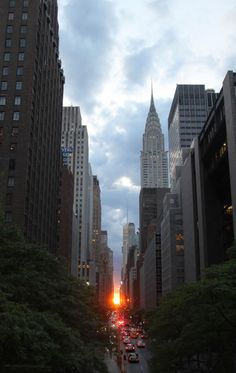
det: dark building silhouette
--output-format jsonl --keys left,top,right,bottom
{"left": 138, "top": 187, "right": 169, "bottom": 309}
{"left": 139, "top": 187, "right": 169, "bottom": 253}
{"left": 0, "top": 0, "right": 64, "bottom": 253}
{"left": 182, "top": 71, "right": 236, "bottom": 282}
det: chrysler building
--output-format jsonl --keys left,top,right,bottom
{"left": 140, "top": 86, "right": 169, "bottom": 188}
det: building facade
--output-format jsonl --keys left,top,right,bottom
{"left": 161, "top": 189, "right": 184, "bottom": 295}
{"left": 99, "top": 230, "right": 114, "bottom": 307}
{"left": 182, "top": 71, "right": 236, "bottom": 282}
{"left": 0, "top": 0, "right": 64, "bottom": 253}
{"left": 168, "top": 85, "right": 216, "bottom": 188}
{"left": 61, "top": 106, "right": 92, "bottom": 281}
{"left": 91, "top": 175, "right": 101, "bottom": 292}
{"left": 139, "top": 187, "right": 169, "bottom": 254}
{"left": 57, "top": 165, "right": 74, "bottom": 272}
{"left": 121, "top": 222, "right": 137, "bottom": 302}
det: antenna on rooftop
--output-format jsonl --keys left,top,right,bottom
{"left": 126, "top": 198, "right": 129, "bottom": 224}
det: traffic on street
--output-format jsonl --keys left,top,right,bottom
{"left": 109, "top": 310, "right": 151, "bottom": 373}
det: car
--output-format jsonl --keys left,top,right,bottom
{"left": 137, "top": 340, "right": 145, "bottom": 348}
{"left": 123, "top": 337, "right": 130, "bottom": 344}
{"left": 130, "top": 332, "right": 138, "bottom": 339}
{"left": 125, "top": 343, "right": 135, "bottom": 352}
{"left": 128, "top": 352, "right": 139, "bottom": 363}
{"left": 140, "top": 332, "right": 148, "bottom": 339}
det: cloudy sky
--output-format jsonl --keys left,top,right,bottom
{"left": 57, "top": 0, "right": 236, "bottom": 290}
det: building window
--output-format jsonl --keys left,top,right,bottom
{"left": 6, "top": 25, "right": 13, "bottom": 33}
{"left": 16, "top": 67, "right": 23, "bottom": 76}
{"left": 8, "top": 12, "right": 14, "bottom": 20}
{"left": 8, "top": 177, "right": 15, "bottom": 187}
{"left": 5, "top": 211, "right": 12, "bottom": 222}
{"left": 18, "top": 53, "right": 25, "bottom": 61}
{"left": 20, "top": 25, "right": 27, "bottom": 33}
{"left": 0, "top": 97, "right": 6, "bottom": 105}
{"left": 19, "top": 38, "right": 26, "bottom": 47}
{"left": 1, "top": 82, "right": 8, "bottom": 91}
{"left": 9, "top": 159, "right": 16, "bottom": 170}
{"left": 11, "top": 127, "right": 18, "bottom": 136}
{"left": 6, "top": 193, "right": 13, "bottom": 205}
{"left": 0, "top": 112, "right": 5, "bottom": 120}
{"left": 13, "top": 112, "right": 20, "bottom": 120}
{"left": 5, "top": 39, "right": 12, "bottom": 47}
{"left": 14, "top": 96, "right": 21, "bottom": 105}
{"left": 16, "top": 81, "right": 22, "bottom": 90}
{"left": 2, "top": 67, "right": 9, "bottom": 76}
{"left": 4, "top": 53, "right": 10, "bottom": 61}
{"left": 9, "top": 0, "right": 15, "bottom": 7}
{"left": 23, "top": 0, "right": 29, "bottom": 6}
{"left": 22, "top": 13, "right": 28, "bottom": 21}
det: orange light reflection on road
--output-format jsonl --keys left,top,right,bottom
{"left": 113, "top": 293, "right": 120, "bottom": 305}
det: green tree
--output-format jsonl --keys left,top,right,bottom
{"left": 149, "top": 255, "right": 236, "bottom": 373}
{"left": 0, "top": 218, "right": 108, "bottom": 372}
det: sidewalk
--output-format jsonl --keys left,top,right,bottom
{"left": 105, "top": 353, "right": 120, "bottom": 373}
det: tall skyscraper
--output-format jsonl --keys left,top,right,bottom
{"left": 0, "top": 0, "right": 64, "bottom": 252}
{"left": 122, "top": 222, "right": 136, "bottom": 272}
{"left": 61, "top": 106, "right": 92, "bottom": 281}
{"left": 121, "top": 222, "right": 138, "bottom": 304}
{"left": 168, "top": 85, "right": 216, "bottom": 188}
{"left": 140, "top": 86, "right": 169, "bottom": 188}
{"left": 99, "top": 230, "right": 114, "bottom": 306}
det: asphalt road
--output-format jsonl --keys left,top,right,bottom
{"left": 121, "top": 339, "right": 151, "bottom": 373}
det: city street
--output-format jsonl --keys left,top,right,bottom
{"left": 122, "top": 346, "right": 151, "bottom": 373}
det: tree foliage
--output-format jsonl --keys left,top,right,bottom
{"left": 0, "top": 218, "right": 108, "bottom": 372}
{"left": 149, "top": 250, "right": 236, "bottom": 373}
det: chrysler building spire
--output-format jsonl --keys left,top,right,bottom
{"left": 140, "top": 84, "right": 169, "bottom": 188}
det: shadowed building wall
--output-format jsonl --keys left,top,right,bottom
{"left": 0, "top": 0, "right": 64, "bottom": 253}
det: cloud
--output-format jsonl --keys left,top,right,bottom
{"left": 59, "top": 0, "right": 118, "bottom": 110}
{"left": 123, "top": 45, "right": 157, "bottom": 87}
{"left": 147, "top": 0, "right": 173, "bottom": 16}
{"left": 113, "top": 176, "right": 139, "bottom": 192}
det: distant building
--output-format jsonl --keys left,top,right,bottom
{"left": 168, "top": 84, "right": 217, "bottom": 188}
{"left": 0, "top": 0, "right": 64, "bottom": 253}
{"left": 99, "top": 230, "right": 114, "bottom": 307}
{"left": 139, "top": 187, "right": 169, "bottom": 254}
{"left": 61, "top": 106, "right": 93, "bottom": 281}
{"left": 139, "top": 188, "right": 169, "bottom": 308}
{"left": 182, "top": 71, "right": 236, "bottom": 282}
{"left": 141, "top": 85, "right": 169, "bottom": 188}
{"left": 121, "top": 222, "right": 137, "bottom": 302}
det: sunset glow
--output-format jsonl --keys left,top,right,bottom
{"left": 113, "top": 293, "right": 120, "bottom": 305}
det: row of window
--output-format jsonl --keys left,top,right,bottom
{"left": 9, "top": 0, "right": 29, "bottom": 7}
{"left": 0, "top": 96, "right": 22, "bottom": 106}
{"left": 6, "top": 24, "right": 28, "bottom": 34}
{"left": 7, "top": 12, "right": 28, "bottom": 21}
{"left": 2, "top": 67, "right": 24, "bottom": 76}
{"left": 0, "top": 81, "right": 23, "bottom": 91}
{"left": 0, "top": 127, "right": 18, "bottom": 136}
{"left": 5, "top": 38, "right": 26, "bottom": 48}
{"left": 3, "top": 52, "right": 25, "bottom": 61}
{"left": 0, "top": 111, "right": 21, "bottom": 120}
